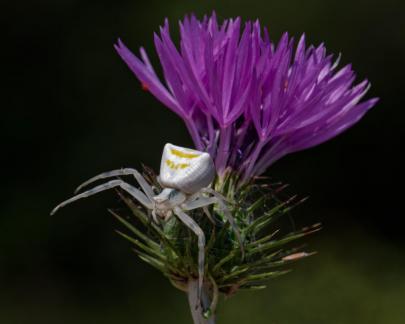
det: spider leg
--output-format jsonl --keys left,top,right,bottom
{"left": 74, "top": 168, "right": 154, "bottom": 200}
{"left": 203, "top": 206, "right": 215, "bottom": 225}
{"left": 201, "top": 187, "right": 229, "bottom": 202}
{"left": 215, "top": 199, "right": 245, "bottom": 259}
{"left": 182, "top": 197, "right": 217, "bottom": 224}
{"left": 199, "top": 189, "right": 245, "bottom": 259}
{"left": 51, "top": 180, "right": 153, "bottom": 215}
{"left": 173, "top": 207, "right": 205, "bottom": 305}
{"left": 182, "top": 197, "right": 218, "bottom": 210}
{"left": 151, "top": 210, "right": 159, "bottom": 223}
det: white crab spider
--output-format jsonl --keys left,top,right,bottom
{"left": 51, "top": 143, "right": 243, "bottom": 301}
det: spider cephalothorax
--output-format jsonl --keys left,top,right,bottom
{"left": 51, "top": 143, "right": 242, "bottom": 301}
{"left": 152, "top": 188, "right": 187, "bottom": 220}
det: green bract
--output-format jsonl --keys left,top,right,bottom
{"left": 112, "top": 167, "right": 320, "bottom": 308}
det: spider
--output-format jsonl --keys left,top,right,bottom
{"left": 51, "top": 143, "right": 243, "bottom": 300}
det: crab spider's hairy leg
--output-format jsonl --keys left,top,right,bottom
{"left": 74, "top": 168, "right": 155, "bottom": 200}
{"left": 173, "top": 207, "right": 205, "bottom": 305}
{"left": 51, "top": 180, "right": 153, "bottom": 216}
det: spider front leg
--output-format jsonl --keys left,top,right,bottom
{"left": 51, "top": 180, "right": 153, "bottom": 215}
{"left": 196, "top": 189, "right": 245, "bottom": 258}
{"left": 173, "top": 207, "right": 206, "bottom": 308}
{"left": 182, "top": 197, "right": 217, "bottom": 224}
{"left": 74, "top": 168, "right": 155, "bottom": 200}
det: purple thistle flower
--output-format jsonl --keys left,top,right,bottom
{"left": 115, "top": 13, "right": 378, "bottom": 185}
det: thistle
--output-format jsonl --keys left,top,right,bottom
{"left": 113, "top": 14, "right": 377, "bottom": 321}
{"left": 52, "top": 13, "right": 378, "bottom": 324}
{"left": 115, "top": 13, "right": 378, "bottom": 186}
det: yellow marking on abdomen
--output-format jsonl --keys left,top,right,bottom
{"left": 166, "top": 159, "right": 190, "bottom": 170}
{"left": 170, "top": 148, "right": 200, "bottom": 159}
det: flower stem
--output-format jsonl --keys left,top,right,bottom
{"left": 187, "top": 279, "right": 216, "bottom": 324}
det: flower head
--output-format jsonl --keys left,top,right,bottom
{"left": 115, "top": 13, "right": 378, "bottom": 185}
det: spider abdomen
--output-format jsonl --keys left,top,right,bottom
{"left": 159, "top": 143, "right": 215, "bottom": 194}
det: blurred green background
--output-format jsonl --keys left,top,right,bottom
{"left": 3, "top": 0, "right": 404, "bottom": 323}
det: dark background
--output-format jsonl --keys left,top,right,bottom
{"left": 3, "top": 0, "right": 404, "bottom": 323}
